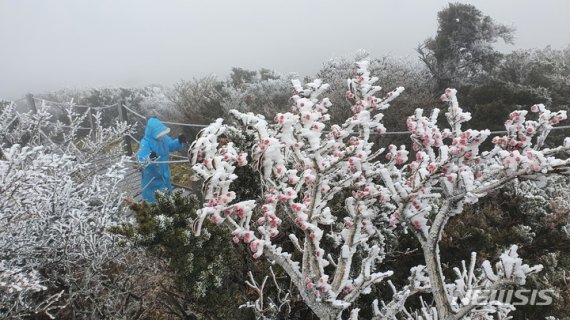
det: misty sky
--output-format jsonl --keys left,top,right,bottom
{"left": 1, "top": 0, "right": 568, "bottom": 99}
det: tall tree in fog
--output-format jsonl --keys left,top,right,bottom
{"left": 417, "top": 3, "right": 515, "bottom": 89}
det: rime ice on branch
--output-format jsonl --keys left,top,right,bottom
{"left": 189, "top": 61, "right": 570, "bottom": 320}
{"left": 0, "top": 100, "right": 132, "bottom": 318}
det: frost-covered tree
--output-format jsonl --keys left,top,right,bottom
{"left": 0, "top": 101, "right": 156, "bottom": 318}
{"left": 230, "top": 67, "right": 259, "bottom": 88}
{"left": 171, "top": 75, "right": 225, "bottom": 124}
{"left": 220, "top": 72, "right": 294, "bottom": 117}
{"left": 445, "top": 46, "right": 570, "bottom": 145}
{"left": 137, "top": 85, "right": 177, "bottom": 118}
{"left": 497, "top": 46, "right": 570, "bottom": 111}
{"left": 189, "top": 61, "right": 570, "bottom": 319}
{"left": 417, "top": 3, "right": 515, "bottom": 89}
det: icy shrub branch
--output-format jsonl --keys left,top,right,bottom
{"left": 0, "top": 101, "right": 136, "bottom": 318}
{"left": 189, "top": 61, "right": 570, "bottom": 319}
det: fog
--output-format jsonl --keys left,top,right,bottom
{"left": 1, "top": 0, "right": 568, "bottom": 99}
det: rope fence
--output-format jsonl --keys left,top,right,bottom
{"left": 5, "top": 93, "right": 570, "bottom": 199}
{"left": 120, "top": 103, "right": 570, "bottom": 136}
{"left": 33, "top": 97, "right": 119, "bottom": 110}
{"left": 1, "top": 97, "right": 27, "bottom": 104}
{"left": 125, "top": 159, "right": 190, "bottom": 164}
{"left": 127, "top": 134, "right": 140, "bottom": 144}
{"left": 378, "top": 126, "right": 570, "bottom": 136}
{"left": 8, "top": 94, "right": 570, "bottom": 168}
{"left": 122, "top": 105, "right": 208, "bottom": 128}
{"left": 11, "top": 95, "right": 570, "bottom": 137}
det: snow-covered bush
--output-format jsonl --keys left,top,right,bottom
{"left": 112, "top": 191, "right": 261, "bottom": 320}
{"left": 0, "top": 101, "right": 148, "bottom": 318}
{"left": 171, "top": 76, "right": 225, "bottom": 124}
{"left": 189, "top": 61, "right": 570, "bottom": 319}
{"left": 220, "top": 72, "right": 295, "bottom": 117}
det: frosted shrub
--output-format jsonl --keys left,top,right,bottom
{"left": 0, "top": 101, "right": 138, "bottom": 318}
{"left": 189, "top": 61, "right": 569, "bottom": 319}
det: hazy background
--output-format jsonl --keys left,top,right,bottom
{"left": 1, "top": 0, "right": 568, "bottom": 99}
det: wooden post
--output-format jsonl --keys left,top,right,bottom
{"left": 88, "top": 107, "right": 96, "bottom": 140}
{"left": 25, "top": 93, "right": 41, "bottom": 145}
{"left": 26, "top": 93, "right": 37, "bottom": 114}
{"left": 117, "top": 100, "right": 133, "bottom": 156}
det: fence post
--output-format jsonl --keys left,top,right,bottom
{"left": 88, "top": 107, "right": 96, "bottom": 140}
{"left": 25, "top": 93, "right": 41, "bottom": 145}
{"left": 26, "top": 93, "right": 37, "bottom": 114}
{"left": 117, "top": 100, "right": 133, "bottom": 156}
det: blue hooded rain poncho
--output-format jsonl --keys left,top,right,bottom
{"left": 137, "top": 117, "right": 184, "bottom": 203}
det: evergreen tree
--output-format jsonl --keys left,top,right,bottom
{"left": 417, "top": 3, "right": 515, "bottom": 89}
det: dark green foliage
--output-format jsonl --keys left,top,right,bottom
{"left": 112, "top": 191, "right": 255, "bottom": 320}
{"left": 225, "top": 130, "right": 263, "bottom": 202}
{"left": 455, "top": 47, "right": 569, "bottom": 147}
{"left": 223, "top": 130, "right": 319, "bottom": 319}
{"left": 458, "top": 79, "right": 550, "bottom": 133}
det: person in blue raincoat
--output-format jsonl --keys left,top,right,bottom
{"left": 137, "top": 117, "right": 187, "bottom": 203}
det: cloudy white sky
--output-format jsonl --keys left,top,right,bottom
{"left": 1, "top": 0, "right": 568, "bottom": 99}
